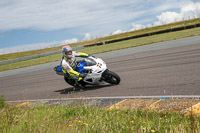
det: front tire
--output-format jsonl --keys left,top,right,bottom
{"left": 102, "top": 70, "right": 121, "bottom": 85}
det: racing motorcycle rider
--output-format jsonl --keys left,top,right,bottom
{"left": 61, "top": 45, "right": 90, "bottom": 88}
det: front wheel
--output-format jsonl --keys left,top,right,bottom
{"left": 102, "top": 70, "right": 121, "bottom": 85}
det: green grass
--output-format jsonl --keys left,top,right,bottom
{"left": 0, "top": 18, "right": 200, "bottom": 61}
{"left": 0, "top": 96, "right": 5, "bottom": 109}
{"left": 1, "top": 26, "right": 200, "bottom": 72}
{"left": 0, "top": 104, "right": 199, "bottom": 133}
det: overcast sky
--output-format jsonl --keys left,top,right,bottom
{"left": 0, "top": 0, "right": 200, "bottom": 54}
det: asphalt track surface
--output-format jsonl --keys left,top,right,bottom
{"left": 0, "top": 36, "right": 200, "bottom": 101}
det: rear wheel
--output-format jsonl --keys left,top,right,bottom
{"left": 64, "top": 77, "right": 86, "bottom": 89}
{"left": 64, "top": 77, "right": 75, "bottom": 86}
{"left": 102, "top": 70, "right": 121, "bottom": 85}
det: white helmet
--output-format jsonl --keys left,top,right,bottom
{"left": 62, "top": 45, "right": 72, "bottom": 58}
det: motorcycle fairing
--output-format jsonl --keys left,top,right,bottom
{"left": 54, "top": 65, "right": 64, "bottom": 75}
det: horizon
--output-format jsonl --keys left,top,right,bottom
{"left": 0, "top": 0, "right": 200, "bottom": 55}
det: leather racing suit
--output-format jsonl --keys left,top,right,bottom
{"left": 61, "top": 51, "right": 89, "bottom": 81}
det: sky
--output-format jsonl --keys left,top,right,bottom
{"left": 0, "top": 0, "right": 200, "bottom": 55}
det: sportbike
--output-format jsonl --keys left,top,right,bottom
{"left": 54, "top": 56, "right": 121, "bottom": 88}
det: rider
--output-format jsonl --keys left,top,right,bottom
{"left": 61, "top": 45, "right": 90, "bottom": 87}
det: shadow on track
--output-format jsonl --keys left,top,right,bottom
{"left": 55, "top": 84, "right": 113, "bottom": 94}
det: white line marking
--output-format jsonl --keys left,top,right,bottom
{"left": 7, "top": 95, "right": 200, "bottom": 103}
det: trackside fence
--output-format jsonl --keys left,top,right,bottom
{"left": 85, "top": 23, "right": 200, "bottom": 47}
{"left": 0, "top": 46, "right": 84, "bottom": 65}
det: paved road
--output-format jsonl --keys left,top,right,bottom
{"left": 0, "top": 36, "right": 200, "bottom": 101}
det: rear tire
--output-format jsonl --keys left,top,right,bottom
{"left": 64, "top": 77, "right": 86, "bottom": 89}
{"left": 64, "top": 77, "right": 75, "bottom": 86}
{"left": 102, "top": 70, "right": 121, "bottom": 85}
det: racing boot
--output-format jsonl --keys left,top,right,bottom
{"left": 73, "top": 79, "right": 86, "bottom": 91}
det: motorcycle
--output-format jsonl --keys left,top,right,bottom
{"left": 54, "top": 56, "right": 121, "bottom": 88}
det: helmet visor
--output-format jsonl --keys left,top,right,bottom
{"left": 65, "top": 51, "right": 72, "bottom": 55}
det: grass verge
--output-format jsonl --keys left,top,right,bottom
{"left": 0, "top": 104, "right": 199, "bottom": 133}
{"left": 0, "top": 27, "right": 200, "bottom": 72}
{"left": 0, "top": 18, "right": 200, "bottom": 61}
{"left": 0, "top": 96, "right": 5, "bottom": 109}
